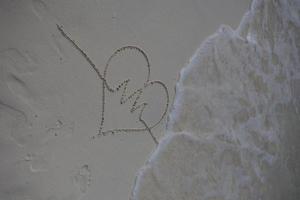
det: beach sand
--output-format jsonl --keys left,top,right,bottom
{"left": 0, "top": 0, "right": 251, "bottom": 199}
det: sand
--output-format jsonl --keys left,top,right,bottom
{"left": 0, "top": 0, "right": 250, "bottom": 199}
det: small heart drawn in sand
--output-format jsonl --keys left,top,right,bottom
{"left": 57, "top": 25, "right": 169, "bottom": 145}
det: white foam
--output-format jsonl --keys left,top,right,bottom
{"left": 132, "top": 0, "right": 300, "bottom": 199}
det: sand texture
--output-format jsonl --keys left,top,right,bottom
{"left": 0, "top": 0, "right": 251, "bottom": 199}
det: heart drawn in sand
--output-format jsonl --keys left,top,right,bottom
{"left": 57, "top": 25, "right": 169, "bottom": 145}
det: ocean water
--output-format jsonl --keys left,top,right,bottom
{"left": 132, "top": 0, "right": 300, "bottom": 199}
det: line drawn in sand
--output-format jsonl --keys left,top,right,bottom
{"left": 57, "top": 24, "right": 169, "bottom": 145}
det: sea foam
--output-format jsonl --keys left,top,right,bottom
{"left": 131, "top": 0, "right": 300, "bottom": 199}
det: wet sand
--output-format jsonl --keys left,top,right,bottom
{"left": 0, "top": 0, "right": 251, "bottom": 199}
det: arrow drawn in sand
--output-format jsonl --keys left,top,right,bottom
{"left": 57, "top": 24, "right": 169, "bottom": 145}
